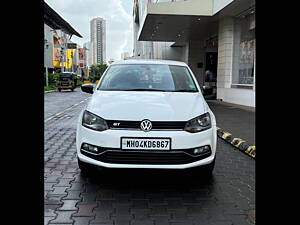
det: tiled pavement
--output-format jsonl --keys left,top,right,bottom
{"left": 207, "top": 100, "right": 255, "bottom": 146}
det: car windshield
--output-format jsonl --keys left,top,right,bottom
{"left": 59, "top": 73, "right": 74, "bottom": 80}
{"left": 97, "top": 64, "right": 198, "bottom": 92}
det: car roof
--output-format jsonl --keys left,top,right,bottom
{"left": 111, "top": 59, "right": 188, "bottom": 66}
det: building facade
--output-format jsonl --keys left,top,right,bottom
{"left": 44, "top": 24, "right": 54, "bottom": 73}
{"left": 133, "top": 0, "right": 255, "bottom": 107}
{"left": 90, "top": 17, "right": 106, "bottom": 64}
{"left": 83, "top": 42, "right": 93, "bottom": 67}
{"left": 44, "top": 2, "right": 82, "bottom": 78}
{"left": 44, "top": 25, "right": 74, "bottom": 73}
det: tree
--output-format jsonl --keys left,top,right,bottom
{"left": 89, "top": 63, "right": 108, "bottom": 83}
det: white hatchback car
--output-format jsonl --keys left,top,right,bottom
{"left": 76, "top": 60, "right": 217, "bottom": 175}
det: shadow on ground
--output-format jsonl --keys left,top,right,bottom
{"left": 80, "top": 167, "right": 216, "bottom": 190}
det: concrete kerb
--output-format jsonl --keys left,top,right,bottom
{"left": 45, "top": 86, "right": 82, "bottom": 93}
{"left": 45, "top": 89, "right": 57, "bottom": 93}
{"left": 216, "top": 127, "right": 255, "bottom": 159}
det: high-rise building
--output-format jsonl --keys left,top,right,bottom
{"left": 90, "top": 17, "right": 106, "bottom": 64}
{"left": 83, "top": 42, "right": 92, "bottom": 67}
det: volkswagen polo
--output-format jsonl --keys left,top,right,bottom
{"left": 76, "top": 60, "right": 217, "bottom": 175}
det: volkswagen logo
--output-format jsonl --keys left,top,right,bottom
{"left": 140, "top": 119, "right": 152, "bottom": 132}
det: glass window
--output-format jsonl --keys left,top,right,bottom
{"left": 98, "top": 64, "right": 198, "bottom": 92}
{"left": 232, "top": 14, "right": 255, "bottom": 85}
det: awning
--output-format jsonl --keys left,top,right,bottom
{"left": 44, "top": 2, "right": 82, "bottom": 38}
{"left": 137, "top": 0, "right": 213, "bottom": 42}
{"left": 137, "top": 0, "right": 254, "bottom": 44}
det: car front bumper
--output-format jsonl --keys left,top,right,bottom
{"left": 76, "top": 125, "right": 217, "bottom": 169}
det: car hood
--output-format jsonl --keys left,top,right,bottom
{"left": 86, "top": 91, "right": 207, "bottom": 121}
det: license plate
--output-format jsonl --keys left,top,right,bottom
{"left": 121, "top": 137, "right": 171, "bottom": 150}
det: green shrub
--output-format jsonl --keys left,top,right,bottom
{"left": 44, "top": 85, "right": 57, "bottom": 91}
{"left": 48, "top": 72, "right": 60, "bottom": 86}
{"left": 89, "top": 64, "right": 108, "bottom": 83}
{"left": 76, "top": 79, "right": 83, "bottom": 86}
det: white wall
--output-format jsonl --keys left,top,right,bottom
{"left": 148, "top": 0, "right": 213, "bottom": 16}
{"left": 218, "top": 87, "right": 255, "bottom": 107}
{"left": 152, "top": 42, "right": 189, "bottom": 64}
{"left": 217, "top": 17, "right": 234, "bottom": 89}
{"left": 133, "top": 20, "right": 141, "bottom": 57}
{"left": 216, "top": 16, "right": 255, "bottom": 107}
{"left": 44, "top": 24, "right": 54, "bottom": 68}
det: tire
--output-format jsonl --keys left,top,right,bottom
{"left": 78, "top": 158, "right": 96, "bottom": 175}
{"left": 71, "top": 88, "right": 74, "bottom": 92}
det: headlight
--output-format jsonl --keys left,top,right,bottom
{"left": 184, "top": 112, "right": 211, "bottom": 133}
{"left": 82, "top": 110, "right": 108, "bottom": 131}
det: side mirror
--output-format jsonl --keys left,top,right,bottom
{"left": 202, "top": 86, "right": 213, "bottom": 97}
{"left": 81, "top": 84, "right": 94, "bottom": 94}
{"left": 201, "top": 86, "right": 207, "bottom": 96}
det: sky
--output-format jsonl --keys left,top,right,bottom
{"left": 45, "top": 0, "right": 134, "bottom": 61}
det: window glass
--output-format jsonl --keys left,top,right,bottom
{"left": 98, "top": 64, "right": 198, "bottom": 92}
{"left": 232, "top": 14, "right": 255, "bottom": 85}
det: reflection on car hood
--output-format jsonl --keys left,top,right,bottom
{"left": 86, "top": 91, "right": 206, "bottom": 121}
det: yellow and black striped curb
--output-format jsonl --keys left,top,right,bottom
{"left": 216, "top": 127, "right": 255, "bottom": 159}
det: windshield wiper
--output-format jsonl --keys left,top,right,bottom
{"left": 171, "top": 89, "right": 198, "bottom": 92}
{"left": 99, "top": 88, "right": 198, "bottom": 92}
{"left": 124, "top": 89, "right": 168, "bottom": 92}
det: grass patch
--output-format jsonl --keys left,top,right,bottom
{"left": 44, "top": 86, "right": 57, "bottom": 92}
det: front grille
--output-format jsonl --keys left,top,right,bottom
{"left": 81, "top": 149, "right": 211, "bottom": 165}
{"left": 106, "top": 120, "right": 186, "bottom": 130}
